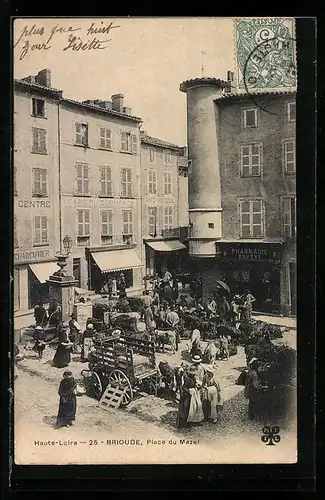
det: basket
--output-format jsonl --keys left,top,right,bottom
{"left": 75, "top": 383, "right": 87, "bottom": 396}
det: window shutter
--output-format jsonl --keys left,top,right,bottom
{"left": 132, "top": 134, "right": 137, "bottom": 153}
{"left": 40, "top": 129, "right": 46, "bottom": 152}
{"left": 32, "top": 128, "right": 38, "bottom": 151}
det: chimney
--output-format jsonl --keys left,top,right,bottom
{"left": 141, "top": 130, "right": 147, "bottom": 136}
{"left": 225, "top": 70, "right": 236, "bottom": 94}
{"left": 95, "top": 100, "right": 113, "bottom": 110}
{"left": 111, "top": 94, "right": 124, "bottom": 112}
{"left": 35, "top": 69, "right": 51, "bottom": 88}
{"left": 21, "top": 75, "right": 36, "bottom": 84}
{"left": 123, "top": 106, "right": 132, "bottom": 115}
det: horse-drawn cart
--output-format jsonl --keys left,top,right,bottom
{"left": 81, "top": 334, "right": 161, "bottom": 406}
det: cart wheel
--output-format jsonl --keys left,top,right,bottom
{"left": 90, "top": 371, "right": 103, "bottom": 400}
{"left": 108, "top": 369, "right": 133, "bottom": 406}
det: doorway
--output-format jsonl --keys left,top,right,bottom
{"left": 289, "top": 262, "right": 296, "bottom": 316}
{"left": 73, "top": 258, "right": 81, "bottom": 288}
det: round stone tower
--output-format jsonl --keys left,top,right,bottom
{"left": 180, "top": 77, "right": 227, "bottom": 258}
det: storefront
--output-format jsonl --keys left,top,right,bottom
{"left": 200, "top": 241, "right": 284, "bottom": 315}
{"left": 145, "top": 239, "right": 187, "bottom": 277}
{"left": 14, "top": 247, "right": 58, "bottom": 329}
{"left": 86, "top": 246, "right": 143, "bottom": 297}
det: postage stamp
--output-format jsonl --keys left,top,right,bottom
{"left": 235, "top": 18, "right": 297, "bottom": 91}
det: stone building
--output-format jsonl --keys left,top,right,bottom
{"left": 59, "top": 95, "right": 143, "bottom": 297}
{"left": 140, "top": 132, "right": 188, "bottom": 278}
{"left": 13, "top": 70, "right": 62, "bottom": 326}
{"left": 180, "top": 76, "right": 296, "bottom": 316}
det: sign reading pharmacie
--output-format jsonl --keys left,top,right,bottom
{"left": 14, "top": 247, "right": 54, "bottom": 265}
{"left": 220, "top": 243, "right": 281, "bottom": 264}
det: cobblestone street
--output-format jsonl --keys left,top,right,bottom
{"left": 14, "top": 324, "right": 297, "bottom": 465}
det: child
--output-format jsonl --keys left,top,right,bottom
{"left": 33, "top": 325, "right": 46, "bottom": 359}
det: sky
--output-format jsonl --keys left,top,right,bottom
{"left": 13, "top": 17, "right": 235, "bottom": 146}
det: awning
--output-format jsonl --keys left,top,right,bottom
{"left": 146, "top": 240, "right": 187, "bottom": 252}
{"left": 29, "top": 262, "right": 59, "bottom": 283}
{"left": 91, "top": 248, "right": 142, "bottom": 273}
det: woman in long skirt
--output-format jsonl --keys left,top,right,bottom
{"left": 56, "top": 370, "right": 77, "bottom": 428}
{"left": 53, "top": 323, "right": 72, "bottom": 368}
{"left": 176, "top": 367, "right": 204, "bottom": 428}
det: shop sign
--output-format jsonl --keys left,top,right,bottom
{"left": 16, "top": 199, "right": 52, "bottom": 208}
{"left": 14, "top": 247, "right": 53, "bottom": 264}
{"left": 220, "top": 243, "right": 281, "bottom": 264}
{"left": 64, "top": 197, "right": 134, "bottom": 208}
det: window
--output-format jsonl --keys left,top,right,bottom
{"left": 99, "top": 165, "right": 113, "bottom": 197}
{"left": 32, "top": 127, "right": 47, "bottom": 154}
{"left": 77, "top": 209, "right": 90, "bottom": 246}
{"left": 75, "top": 122, "right": 88, "bottom": 146}
{"left": 76, "top": 163, "right": 90, "bottom": 195}
{"left": 163, "top": 206, "right": 173, "bottom": 230}
{"left": 13, "top": 166, "right": 17, "bottom": 196}
{"left": 287, "top": 102, "right": 296, "bottom": 122}
{"left": 101, "top": 210, "right": 113, "bottom": 245}
{"left": 122, "top": 210, "right": 133, "bottom": 243}
{"left": 120, "top": 131, "right": 137, "bottom": 153}
{"left": 121, "top": 168, "right": 133, "bottom": 197}
{"left": 148, "top": 206, "right": 158, "bottom": 237}
{"left": 33, "top": 216, "right": 48, "bottom": 246}
{"left": 14, "top": 216, "right": 18, "bottom": 248}
{"left": 99, "top": 127, "right": 112, "bottom": 149}
{"left": 283, "top": 139, "right": 296, "bottom": 173}
{"left": 163, "top": 171, "right": 172, "bottom": 195}
{"left": 148, "top": 169, "right": 157, "bottom": 194}
{"left": 240, "top": 200, "right": 264, "bottom": 238}
{"left": 241, "top": 144, "right": 262, "bottom": 176}
{"left": 149, "top": 149, "right": 156, "bottom": 163}
{"left": 32, "top": 168, "right": 47, "bottom": 196}
{"left": 233, "top": 270, "right": 241, "bottom": 281}
{"left": 282, "top": 197, "right": 296, "bottom": 238}
{"left": 164, "top": 151, "right": 172, "bottom": 164}
{"left": 32, "top": 98, "right": 45, "bottom": 117}
{"left": 243, "top": 108, "right": 257, "bottom": 128}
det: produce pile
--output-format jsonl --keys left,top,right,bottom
{"left": 250, "top": 342, "right": 296, "bottom": 422}
{"left": 239, "top": 320, "right": 283, "bottom": 345}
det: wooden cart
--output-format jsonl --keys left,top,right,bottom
{"left": 81, "top": 334, "right": 161, "bottom": 406}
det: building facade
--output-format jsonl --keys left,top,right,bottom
{"left": 180, "top": 76, "right": 296, "bottom": 316}
{"left": 14, "top": 71, "right": 62, "bottom": 326}
{"left": 59, "top": 95, "right": 143, "bottom": 297}
{"left": 140, "top": 132, "right": 188, "bottom": 279}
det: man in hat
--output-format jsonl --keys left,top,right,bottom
{"left": 244, "top": 357, "right": 267, "bottom": 420}
{"left": 81, "top": 323, "right": 95, "bottom": 362}
{"left": 189, "top": 354, "right": 206, "bottom": 387}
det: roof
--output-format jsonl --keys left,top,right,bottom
{"left": 61, "top": 98, "right": 142, "bottom": 123}
{"left": 14, "top": 78, "right": 63, "bottom": 97}
{"left": 180, "top": 77, "right": 227, "bottom": 93}
{"left": 215, "top": 89, "right": 296, "bottom": 102}
{"left": 141, "top": 133, "right": 184, "bottom": 152}
{"left": 14, "top": 78, "right": 142, "bottom": 122}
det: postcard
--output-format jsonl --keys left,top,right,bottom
{"left": 13, "top": 17, "right": 297, "bottom": 465}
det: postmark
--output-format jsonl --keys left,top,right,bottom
{"left": 235, "top": 18, "right": 296, "bottom": 91}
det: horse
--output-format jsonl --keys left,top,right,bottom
{"left": 154, "top": 330, "right": 177, "bottom": 354}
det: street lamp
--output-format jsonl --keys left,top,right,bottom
{"left": 63, "top": 234, "right": 73, "bottom": 256}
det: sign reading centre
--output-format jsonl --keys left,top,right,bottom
{"left": 220, "top": 243, "right": 281, "bottom": 264}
